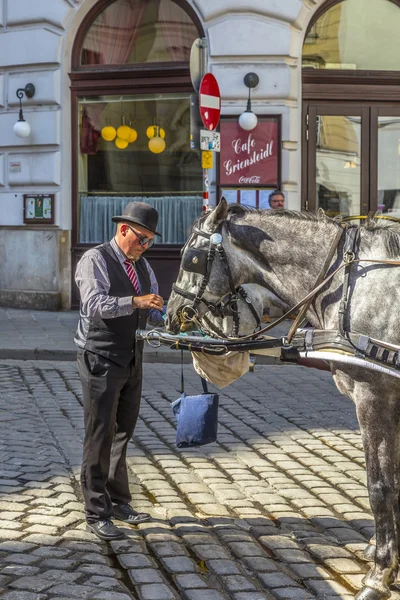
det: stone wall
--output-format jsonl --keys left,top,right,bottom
{"left": 0, "top": 0, "right": 76, "bottom": 308}
{"left": 0, "top": 0, "right": 322, "bottom": 308}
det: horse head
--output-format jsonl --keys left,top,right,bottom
{"left": 166, "top": 198, "right": 287, "bottom": 337}
{"left": 166, "top": 198, "right": 243, "bottom": 334}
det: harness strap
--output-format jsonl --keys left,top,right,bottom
{"left": 193, "top": 245, "right": 216, "bottom": 310}
{"left": 193, "top": 226, "right": 211, "bottom": 239}
{"left": 233, "top": 256, "right": 400, "bottom": 341}
{"left": 172, "top": 283, "right": 196, "bottom": 302}
{"left": 202, "top": 313, "right": 228, "bottom": 339}
{"left": 338, "top": 227, "right": 360, "bottom": 337}
{"left": 217, "top": 244, "right": 240, "bottom": 336}
{"left": 291, "top": 328, "right": 400, "bottom": 372}
{"left": 287, "top": 224, "right": 346, "bottom": 344}
{"left": 237, "top": 287, "right": 262, "bottom": 328}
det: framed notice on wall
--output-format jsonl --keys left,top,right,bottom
{"left": 218, "top": 116, "right": 281, "bottom": 206}
{"left": 23, "top": 194, "right": 55, "bottom": 224}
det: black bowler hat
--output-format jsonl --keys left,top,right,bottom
{"left": 112, "top": 202, "right": 161, "bottom": 236}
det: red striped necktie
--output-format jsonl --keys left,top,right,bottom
{"left": 123, "top": 259, "right": 140, "bottom": 294}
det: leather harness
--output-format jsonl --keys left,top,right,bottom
{"left": 173, "top": 226, "right": 261, "bottom": 338}
{"left": 170, "top": 218, "right": 400, "bottom": 376}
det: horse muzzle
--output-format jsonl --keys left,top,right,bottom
{"left": 165, "top": 298, "right": 200, "bottom": 334}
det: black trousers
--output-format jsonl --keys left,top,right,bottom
{"left": 77, "top": 348, "right": 142, "bottom": 523}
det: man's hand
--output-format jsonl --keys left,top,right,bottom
{"left": 133, "top": 294, "right": 164, "bottom": 310}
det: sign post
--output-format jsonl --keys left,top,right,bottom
{"left": 199, "top": 73, "right": 221, "bottom": 211}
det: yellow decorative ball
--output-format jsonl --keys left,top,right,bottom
{"left": 127, "top": 128, "right": 138, "bottom": 143}
{"left": 115, "top": 137, "right": 129, "bottom": 149}
{"left": 146, "top": 126, "right": 165, "bottom": 139}
{"left": 117, "top": 125, "right": 131, "bottom": 141}
{"left": 148, "top": 136, "right": 166, "bottom": 154}
{"left": 101, "top": 126, "right": 116, "bottom": 141}
{"left": 146, "top": 125, "right": 156, "bottom": 139}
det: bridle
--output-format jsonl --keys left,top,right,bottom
{"left": 172, "top": 214, "right": 400, "bottom": 343}
{"left": 172, "top": 224, "right": 261, "bottom": 338}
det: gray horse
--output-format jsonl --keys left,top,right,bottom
{"left": 166, "top": 198, "right": 400, "bottom": 600}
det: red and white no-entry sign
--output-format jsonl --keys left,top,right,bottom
{"left": 199, "top": 73, "right": 221, "bottom": 132}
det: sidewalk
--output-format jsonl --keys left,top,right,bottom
{"left": 0, "top": 308, "right": 291, "bottom": 364}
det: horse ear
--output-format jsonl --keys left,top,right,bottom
{"left": 209, "top": 197, "right": 228, "bottom": 227}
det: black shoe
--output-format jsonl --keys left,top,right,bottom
{"left": 113, "top": 504, "right": 151, "bottom": 524}
{"left": 86, "top": 519, "right": 125, "bottom": 540}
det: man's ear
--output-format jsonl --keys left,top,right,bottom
{"left": 206, "top": 197, "right": 228, "bottom": 229}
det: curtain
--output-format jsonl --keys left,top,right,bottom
{"left": 158, "top": 0, "right": 195, "bottom": 61}
{"left": 79, "top": 195, "right": 203, "bottom": 244}
{"left": 80, "top": 104, "right": 107, "bottom": 155}
{"left": 83, "top": 0, "right": 146, "bottom": 65}
{"left": 80, "top": 109, "right": 100, "bottom": 155}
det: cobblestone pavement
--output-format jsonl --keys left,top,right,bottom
{"left": 1, "top": 360, "right": 399, "bottom": 600}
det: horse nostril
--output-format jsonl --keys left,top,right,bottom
{"left": 165, "top": 313, "right": 180, "bottom": 334}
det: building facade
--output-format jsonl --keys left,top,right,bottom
{"left": 0, "top": 0, "right": 398, "bottom": 309}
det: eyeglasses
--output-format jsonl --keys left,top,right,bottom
{"left": 126, "top": 225, "right": 154, "bottom": 247}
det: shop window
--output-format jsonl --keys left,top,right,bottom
{"left": 81, "top": 0, "right": 198, "bottom": 65}
{"left": 303, "top": 0, "right": 400, "bottom": 70}
{"left": 78, "top": 94, "right": 202, "bottom": 244}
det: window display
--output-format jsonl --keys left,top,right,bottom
{"left": 78, "top": 94, "right": 202, "bottom": 244}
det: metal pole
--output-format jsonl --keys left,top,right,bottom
{"left": 201, "top": 37, "right": 208, "bottom": 79}
{"left": 201, "top": 37, "right": 209, "bottom": 211}
{"left": 203, "top": 168, "right": 209, "bottom": 211}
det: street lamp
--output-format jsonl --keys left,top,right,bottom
{"left": 14, "top": 83, "right": 35, "bottom": 138}
{"left": 238, "top": 73, "right": 259, "bottom": 131}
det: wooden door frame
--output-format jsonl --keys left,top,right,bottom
{"left": 303, "top": 103, "right": 370, "bottom": 214}
{"left": 303, "top": 99, "right": 400, "bottom": 214}
{"left": 369, "top": 105, "right": 400, "bottom": 212}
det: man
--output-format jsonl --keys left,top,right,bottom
{"left": 263, "top": 190, "right": 286, "bottom": 323}
{"left": 74, "top": 202, "right": 165, "bottom": 541}
{"left": 268, "top": 190, "right": 285, "bottom": 209}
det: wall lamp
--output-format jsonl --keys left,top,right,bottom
{"left": 238, "top": 72, "right": 259, "bottom": 131}
{"left": 14, "top": 83, "right": 35, "bottom": 138}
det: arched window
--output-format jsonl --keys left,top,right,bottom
{"left": 71, "top": 0, "right": 203, "bottom": 251}
{"left": 80, "top": 0, "right": 198, "bottom": 65}
{"left": 303, "top": 0, "right": 400, "bottom": 71}
{"left": 70, "top": 0, "right": 203, "bottom": 305}
{"left": 301, "top": 0, "right": 400, "bottom": 220}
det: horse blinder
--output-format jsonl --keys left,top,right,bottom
{"left": 182, "top": 248, "right": 208, "bottom": 275}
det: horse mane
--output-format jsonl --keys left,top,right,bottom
{"left": 227, "top": 204, "right": 335, "bottom": 223}
{"left": 226, "top": 204, "right": 400, "bottom": 258}
{"left": 191, "top": 204, "right": 400, "bottom": 258}
{"left": 361, "top": 216, "right": 400, "bottom": 256}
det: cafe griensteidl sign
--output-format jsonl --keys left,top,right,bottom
{"left": 219, "top": 118, "right": 279, "bottom": 187}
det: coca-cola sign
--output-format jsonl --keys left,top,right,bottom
{"left": 219, "top": 118, "right": 279, "bottom": 186}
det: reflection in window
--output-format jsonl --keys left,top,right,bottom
{"left": 316, "top": 115, "right": 361, "bottom": 217}
{"left": 78, "top": 94, "right": 202, "bottom": 244}
{"left": 378, "top": 117, "right": 400, "bottom": 216}
{"left": 81, "top": 0, "right": 198, "bottom": 65}
{"left": 303, "top": 0, "right": 400, "bottom": 70}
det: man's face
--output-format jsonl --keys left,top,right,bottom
{"left": 269, "top": 194, "right": 285, "bottom": 208}
{"left": 118, "top": 223, "right": 155, "bottom": 260}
